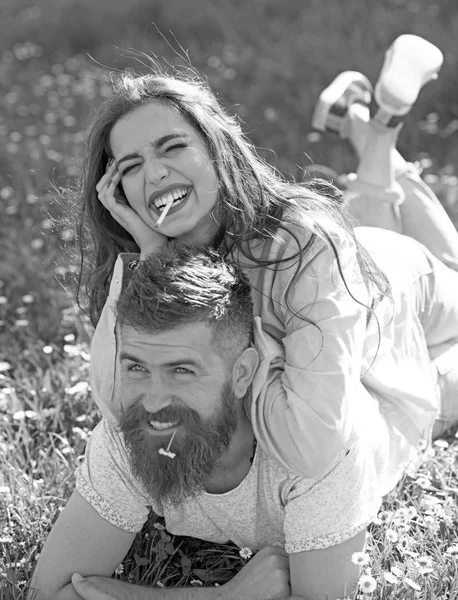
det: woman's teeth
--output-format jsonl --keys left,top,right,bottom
{"left": 149, "top": 420, "right": 179, "bottom": 430}
{"left": 155, "top": 188, "right": 188, "bottom": 212}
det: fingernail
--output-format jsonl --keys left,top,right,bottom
{"left": 72, "top": 573, "right": 84, "bottom": 583}
{"left": 108, "top": 158, "right": 113, "bottom": 166}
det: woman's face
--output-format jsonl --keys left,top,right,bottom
{"left": 109, "top": 101, "right": 220, "bottom": 243}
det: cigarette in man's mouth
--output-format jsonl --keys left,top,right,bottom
{"left": 154, "top": 199, "right": 174, "bottom": 229}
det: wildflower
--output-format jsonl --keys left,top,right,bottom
{"left": 190, "top": 579, "right": 203, "bottom": 586}
{"left": 115, "top": 564, "right": 124, "bottom": 576}
{"left": 415, "top": 556, "right": 434, "bottom": 574}
{"left": 64, "top": 333, "right": 75, "bottom": 342}
{"left": 0, "top": 361, "right": 12, "bottom": 372}
{"left": 15, "top": 319, "right": 29, "bottom": 327}
{"left": 404, "top": 577, "right": 421, "bottom": 591}
{"left": 156, "top": 581, "right": 165, "bottom": 587}
{"left": 153, "top": 522, "right": 166, "bottom": 530}
{"left": 239, "top": 547, "right": 253, "bottom": 560}
{"left": 351, "top": 552, "right": 371, "bottom": 567}
{"left": 358, "top": 574, "right": 377, "bottom": 593}
{"left": 383, "top": 571, "right": 399, "bottom": 584}
{"left": 445, "top": 545, "right": 458, "bottom": 556}
{"left": 0, "top": 296, "right": 7, "bottom": 305}
{"left": 433, "top": 439, "right": 449, "bottom": 449}
{"left": 420, "top": 495, "right": 442, "bottom": 513}
{"left": 63, "top": 344, "right": 80, "bottom": 357}
{"left": 65, "top": 381, "right": 89, "bottom": 396}
{"left": 405, "top": 506, "right": 418, "bottom": 520}
{"left": 21, "top": 294, "right": 34, "bottom": 304}
{"left": 0, "top": 536, "right": 13, "bottom": 543}
{"left": 391, "top": 566, "right": 404, "bottom": 578}
{"left": 43, "top": 346, "right": 53, "bottom": 355}
{"left": 415, "top": 476, "right": 431, "bottom": 488}
{"left": 385, "top": 529, "right": 398, "bottom": 543}
{"left": 13, "top": 410, "right": 38, "bottom": 420}
{"left": 31, "top": 238, "right": 44, "bottom": 250}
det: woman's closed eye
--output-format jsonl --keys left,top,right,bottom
{"left": 165, "top": 143, "right": 187, "bottom": 153}
{"left": 120, "top": 163, "right": 140, "bottom": 177}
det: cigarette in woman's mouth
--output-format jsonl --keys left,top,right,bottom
{"left": 154, "top": 199, "right": 174, "bottom": 229}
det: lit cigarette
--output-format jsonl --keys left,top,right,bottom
{"left": 154, "top": 199, "right": 174, "bottom": 229}
{"left": 158, "top": 429, "right": 177, "bottom": 459}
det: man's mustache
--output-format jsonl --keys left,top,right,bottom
{"left": 120, "top": 401, "right": 200, "bottom": 427}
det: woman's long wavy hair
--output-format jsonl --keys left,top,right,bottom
{"left": 75, "top": 61, "right": 390, "bottom": 329}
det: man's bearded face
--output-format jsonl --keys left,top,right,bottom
{"left": 119, "top": 380, "right": 238, "bottom": 507}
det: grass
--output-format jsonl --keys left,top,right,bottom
{"left": 0, "top": 0, "right": 458, "bottom": 598}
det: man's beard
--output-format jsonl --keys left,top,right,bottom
{"left": 119, "top": 380, "right": 238, "bottom": 507}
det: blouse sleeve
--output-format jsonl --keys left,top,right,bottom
{"left": 90, "top": 253, "right": 140, "bottom": 422}
{"left": 283, "top": 431, "right": 382, "bottom": 553}
{"left": 248, "top": 226, "right": 372, "bottom": 478}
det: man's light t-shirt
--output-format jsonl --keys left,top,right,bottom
{"left": 76, "top": 418, "right": 385, "bottom": 553}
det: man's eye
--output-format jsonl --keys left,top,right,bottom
{"left": 127, "top": 363, "right": 145, "bottom": 372}
{"left": 174, "top": 367, "right": 192, "bottom": 374}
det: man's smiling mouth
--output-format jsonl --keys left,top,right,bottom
{"left": 148, "top": 419, "right": 180, "bottom": 431}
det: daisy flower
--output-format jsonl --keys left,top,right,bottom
{"left": 385, "top": 529, "right": 398, "bottom": 543}
{"left": 405, "top": 506, "right": 418, "bottom": 520}
{"left": 445, "top": 545, "right": 458, "bottom": 556}
{"left": 358, "top": 574, "right": 377, "bottom": 593}
{"left": 351, "top": 551, "right": 371, "bottom": 567}
{"left": 416, "top": 556, "right": 434, "bottom": 575}
{"left": 239, "top": 547, "right": 253, "bottom": 560}
{"left": 416, "top": 556, "right": 433, "bottom": 569}
{"left": 383, "top": 571, "right": 399, "bottom": 585}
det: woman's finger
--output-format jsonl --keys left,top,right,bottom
{"left": 95, "top": 159, "right": 117, "bottom": 193}
{"left": 71, "top": 574, "right": 115, "bottom": 600}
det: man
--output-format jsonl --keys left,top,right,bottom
{"left": 29, "top": 243, "right": 386, "bottom": 600}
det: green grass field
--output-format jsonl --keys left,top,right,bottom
{"left": 1, "top": 1, "right": 458, "bottom": 598}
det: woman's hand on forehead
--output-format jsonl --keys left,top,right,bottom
{"left": 96, "top": 159, "right": 168, "bottom": 256}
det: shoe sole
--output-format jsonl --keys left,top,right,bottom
{"left": 374, "top": 34, "right": 443, "bottom": 117}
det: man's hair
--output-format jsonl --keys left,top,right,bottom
{"left": 116, "top": 242, "right": 254, "bottom": 361}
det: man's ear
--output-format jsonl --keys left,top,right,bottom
{"left": 231, "top": 347, "right": 259, "bottom": 399}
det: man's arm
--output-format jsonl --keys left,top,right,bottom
{"left": 289, "top": 529, "right": 366, "bottom": 600}
{"left": 29, "top": 489, "right": 291, "bottom": 600}
{"left": 72, "top": 545, "right": 291, "bottom": 600}
{"left": 28, "top": 489, "right": 136, "bottom": 600}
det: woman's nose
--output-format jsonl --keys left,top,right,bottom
{"left": 144, "top": 156, "right": 169, "bottom": 184}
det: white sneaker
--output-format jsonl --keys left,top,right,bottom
{"left": 311, "top": 71, "right": 372, "bottom": 137}
{"left": 374, "top": 34, "right": 443, "bottom": 123}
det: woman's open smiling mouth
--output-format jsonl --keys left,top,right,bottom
{"left": 148, "top": 185, "right": 192, "bottom": 217}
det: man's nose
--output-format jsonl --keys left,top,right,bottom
{"left": 144, "top": 154, "right": 169, "bottom": 184}
{"left": 142, "top": 380, "right": 172, "bottom": 414}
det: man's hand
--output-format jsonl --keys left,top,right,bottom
{"left": 71, "top": 574, "right": 119, "bottom": 600}
{"left": 222, "top": 546, "right": 291, "bottom": 600}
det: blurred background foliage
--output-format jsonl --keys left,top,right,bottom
{"left": 0, "top": 0, "right": 457, "bottom": 174}
{"left": 0, "top": 0, "right": 457, "bottom": 346}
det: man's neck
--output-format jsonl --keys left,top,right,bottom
{"left": 205, "top": 407, "right": 255, "bottom": 494}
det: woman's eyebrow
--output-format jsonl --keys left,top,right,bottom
{"left": 116, "top": 132, "right": 189, "bottom": 167}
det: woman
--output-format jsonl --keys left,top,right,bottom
{"left": 77, "top": 61, "right": 458, "bottom": 482}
